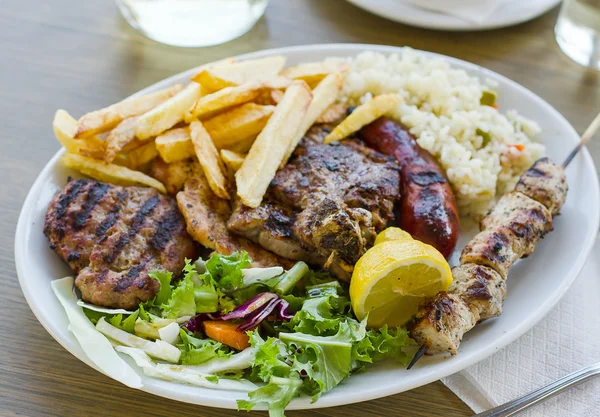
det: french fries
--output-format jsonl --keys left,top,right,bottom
{"left": 255, "top": 89, "right": 284, "bottom": 106}
{"left": 62, "top": 153, "right": 166, "bottom": 193}
{"left": 126, "top": 141, "right": 159, "bottom": 170}
{"left": 188, "top": 82, "right": 267, "bottom": 120}
{"left": 220, "top": 149, "right": 246, "bottom": 172}
{"left": 55, "top": 56, "right": 356, "bottom": 217}
{"left": 191, "top": 56, "right": 287, "bottom": 91}
{"left": 136, "top": 83, "right": 204, "bottom": 140}
{"left": 104, "top": 116, "right": 139, "bottom": 162}
{"left": 323, "top": 93, "right": 402, "bottom": 144}
{"left": 236, "top": 81, "right": 313, "bottom": 208}
{"left": 53, "top": 110, "right": 106, "bottom": 159}
{"left": 280, "top": 73, "right": 343, "bottom": 167}
{"left": 189, "top": 121, "right": 229, "bottom": 199}
{"left": 227, "top": 136, "right": 257, "bottom": 154}
{"left": 75, "top": 85, "right": 182, "bottom": 138}
{"left": 315, "top": 103, "right": 348, "bottom": 124}
{"left": 202, "top": 103, "right": 275, "bottom": 149}
{"left": 281, "top": 61, "right": 350, "bottom": 86}
{"left": 155, "top": 127, "right": 195, "bottom": 163}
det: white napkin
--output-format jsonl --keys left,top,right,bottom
{"left": 403, "top": 0, "right": 518, "bottom": 24}
{"left": 442, "top": 236, "right": 600, "bottom": 417}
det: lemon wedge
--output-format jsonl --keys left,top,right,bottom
{"left": 350, "top": 227, "right": 452, "bottom": 328}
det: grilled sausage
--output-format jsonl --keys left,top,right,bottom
{"left": 359, "top": 117, "right": 460, "bottom": 258}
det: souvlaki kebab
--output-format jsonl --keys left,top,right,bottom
{"left": 406, "top": 112, "right": 600, "bottom": 368}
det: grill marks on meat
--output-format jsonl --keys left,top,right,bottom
{"left": 410, "top": 158, "right": 563, "bottom": 355}
{"left": 176, "top": 168, "right": 292, "bottom": 268}
{"left": 44, "top": 179, "right": 197, "bottom": 309}
{"left": 228, "top": 127, "right": 401, "bottom": 280}
{"left": 515, "top": 157, "right": 567, "bottom": 215}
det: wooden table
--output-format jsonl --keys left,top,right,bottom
{"left": 2, "top": 1, "right": 599, "bottom": 416}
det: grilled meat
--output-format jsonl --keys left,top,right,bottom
{"left": 411, "top": 293, "right": 479, "bottom": 355}
{"left": 410, "top": 158, "right": 566, "bottom": 355}
{"left": 151, "top": 158, "right": 198, "bottom": 196}
{"left": 449, "top": 263, "right": 506, "bottom": 320}
{"left": 227, "top": 126, "right": 401, "bottom": 280}
{"left": 515, "top": 157, "right": 567, "bottom": 215}
{"left": 44, "top": 179, "right": 197, "bottom": 309}
{"left": 176, "top": 166, "right": 292, "bottom": 268}
{"left": 480, "top": 191, "right": 553, "bottom": 256}
{"left": 460, "top": 227, "right": 524, "bottom": 279}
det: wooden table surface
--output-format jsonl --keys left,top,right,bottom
{"left": 2, "top": 1, "right": 599, "bottom": 416}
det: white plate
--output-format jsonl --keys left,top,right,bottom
{"left": 347, "top": 0, "right": 561, "bottom": 31}
{"left": 15, "top": 44, "right": 599, "bottom": 411}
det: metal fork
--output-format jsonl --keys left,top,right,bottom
{"left": 473, "top": 362, "right": 600, "bottom": 416}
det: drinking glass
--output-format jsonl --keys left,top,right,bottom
{"left": 555, "top": 0, "right": 600, "bottom": 69}
{"left": 115, "top": 0, "right": 270, "bottom": 48}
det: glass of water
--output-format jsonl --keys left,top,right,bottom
{"left": 116, "top": 0, "right": 270, "bottom": 48}
{"left": 555, "top": 0, "right": 600, "bottom": 69}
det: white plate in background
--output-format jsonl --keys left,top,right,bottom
{"left": 347, "top": 0, "right": 561, "bottom": 31}
{"left": 15, "top": 44, "right": 599, "bottom": 411}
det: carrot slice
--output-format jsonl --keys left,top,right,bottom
{"left": 203, "top": 320, "right": 251, "bottom": 351}
{"left": 509, "top": 144, "right": 525, "bottom": 152}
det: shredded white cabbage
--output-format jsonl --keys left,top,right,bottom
{"left": 96, "top": 317, "right": 181, "bottom": 363}
{"left": 76, "top": 299, "right": 135, "bottom": 315}
{"left": 51, "top": 277, "right": 143, "bottom": 389}
{"left": 116, "top": 346, "right": 257, "bottom": 392}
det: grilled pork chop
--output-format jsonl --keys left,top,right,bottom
{"left": 44, "top": 179, "right": 197, "bottom": 309}
{"left": 228, "top": 127, "right": 401, "bottom": 280}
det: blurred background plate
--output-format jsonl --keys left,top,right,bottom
{"left": 346, "top": 0, "right": 561, "bottom": 31}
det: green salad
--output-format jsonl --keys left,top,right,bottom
{"left": 52, "top": 252, "right": 412, "bottom": 417}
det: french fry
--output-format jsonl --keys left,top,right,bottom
{"left": 188, "top": 82, "right": 267, "bottom": 120}
{"left": 155, "top": 127, "right": 194, "bottom": 163}
{"left": 323, "top": 94, "right": 402, "bottom": 144}
{"left": 53, "top": 110, "right": 105, "bottom": 159}
{"left": 220, "top": 149, "right": 246, "bottom": 172}
{"left": 227, "top": 136, "right": 256, "bottom": 154}
{"left": 61, "top": 153, "right": 166, "bottom": 193}
{"left": 189, "top": 120, "right": 229, "bottom": 199}
{"left": 315, "top": 103, "right": 348, "bottom": 124}
{"left": 136, "top": 83, "right": 204, "bottom": 140}
{"left": 202, "top": 103, "right": 275, "bottom": 149}
{"left": 255, "top": 89, "right": 284, "bottom": 106}
{"left": 126, "top": 141, "right": 159, "bottom": 170}
{"left": 191, "top": 56, "right": 287, "bottom": 91}
{"left": 75, "top": 85, "right": 182, "bottom": 138}
{"left": 236, "top": 81, "right": 313, "bottom": 208}
{"left": 280, "top": 73, "right": 343, "bottom": 167}
{"left": 155, "top": 127, "right": 195, "bottom": 163}
{"left": 104, "top": 116, "right": 139, "bottom": 162}
{"left": 281, "top": 61, "right": 350, "bottom": 86}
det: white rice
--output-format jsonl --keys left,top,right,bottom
{"left": 335, "top": 49, "right": 545, "bottom": 218}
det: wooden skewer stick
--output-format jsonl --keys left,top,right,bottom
{"left": 407, "top": 343, "right": 429, "bottom": 370}
{"left": 562, "top": 111, "right": 600, "bottom": 168}
{"left": 408, "top": 112, "right": 600, "bottom": 371}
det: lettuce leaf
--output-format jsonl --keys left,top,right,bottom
{"left": 351, "top": 325, "right": 411, "bottom": 370}
{"left": 178, "top": 329, "right": 231, "bottom": 365}
{"left": 284, "top": 294, "right": 350, "bottom": 336}
{"left": 160, "top": 273, "right": 196, "bottom": 319}
{"left": 206, "top": 252, "right": 251, "bottom": 291}
{"left": 148, "top": 270, "right": 172, "bottom": 305}
{"left": 238, "top": 376, "right": 302, "bottom": 417}
{"left": 239, "top": 332, "right": 302, "bottom": 416}
{"left": 108, "top": 311, "right": 139, "bottom": 333}
{"left": 281, "top": 320, "right": 366, "bottom": 400}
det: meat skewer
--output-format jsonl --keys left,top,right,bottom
{"left": 407, "top": 112, "right": 600, "bottom": 369}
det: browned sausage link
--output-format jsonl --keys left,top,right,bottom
{"left": 359, "top": 117, "right": 460, "bottom": 258}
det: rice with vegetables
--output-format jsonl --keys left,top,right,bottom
{"left": 337, "top": 49, "right": 545, "bottom": 217}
